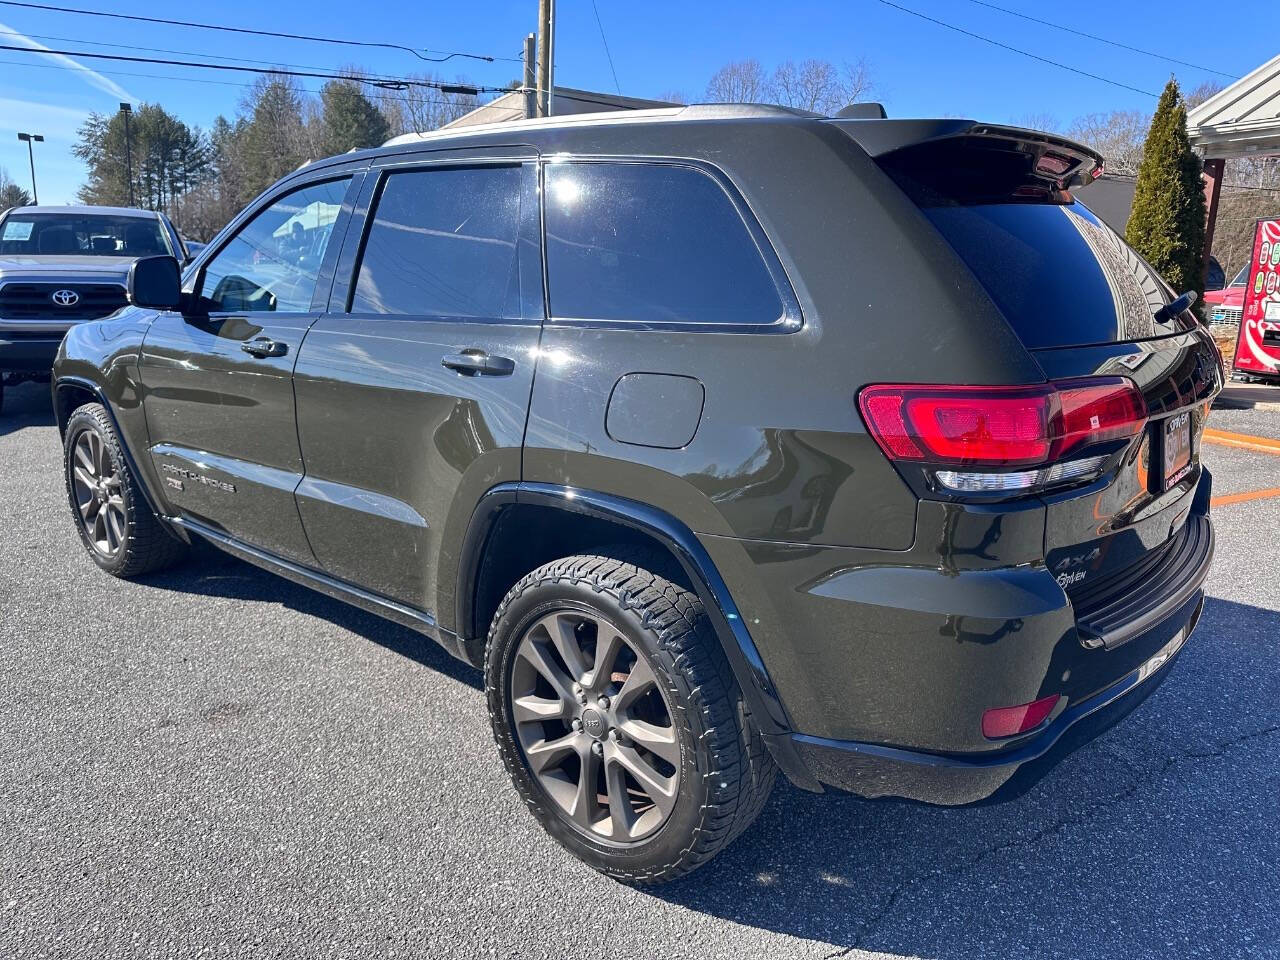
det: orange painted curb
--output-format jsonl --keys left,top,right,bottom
{"left": 1210, "top": 487, "right": 1280, "bottom": 508}
{"left": 1203, "top": 428, "right": 1280, "bottom": 456}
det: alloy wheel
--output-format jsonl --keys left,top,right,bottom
{"left": 510, "top": 609, "right": 681, "bottom": 843}
{"left": 71, "top": 429, "right": 126, "bottom": 557}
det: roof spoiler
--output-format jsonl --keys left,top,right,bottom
{"left": 831, "top": 118, "right": 1105, "bottom": 192}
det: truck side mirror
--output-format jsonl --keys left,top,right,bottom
{"left": 127, "top": 255, "right": 182, "bottom": 311}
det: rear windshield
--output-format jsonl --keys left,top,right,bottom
{"left": 879, "top": 139, "right": 1195, "bottom": 349}
{"left": 0, "top": 213, "right": 171, "bottom": 258}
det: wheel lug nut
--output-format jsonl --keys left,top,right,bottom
{"left": 597, "top": 696, "right": 610, "bottom": 710}
{"left": 590, "top": 741, "right": 603, "bottom": 756}
{"left": 571, "top": 719, "right": 582, "bottom": 732}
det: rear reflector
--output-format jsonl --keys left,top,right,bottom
{"left": 981, "top": 694, "right": 1060, "bottom": 739}
{"left": 859, "top": 378, "right": 1147, "bottom": 468}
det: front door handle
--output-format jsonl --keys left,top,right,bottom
{"left": 241, "top": 336, "right": 287, "bottom": 358}
{"left": 442, "top": 350, "right": 515, "bottom": 377}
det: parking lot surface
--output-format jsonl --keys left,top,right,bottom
{"left": 2, "top": 379, "right": 1279, "bottom": 960}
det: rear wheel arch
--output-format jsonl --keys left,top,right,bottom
{"left": 454, "top": 483, "right": 820, "bottom": 790}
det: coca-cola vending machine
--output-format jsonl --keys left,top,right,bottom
{"left": 1232, "top": 218, "right": 1280, "bottom": 380}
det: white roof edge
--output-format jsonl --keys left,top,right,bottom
{"left": 383, "top": 106, "right": 687, "bottom": 147}
{"left": 1188, "top": 52, "right": 1280, "bottom": 137}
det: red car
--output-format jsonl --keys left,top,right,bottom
{"left": 1204, "top": 263, "right": 1247, "bottom": 324}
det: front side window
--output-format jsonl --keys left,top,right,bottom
{"left": 200, "top": 178, "right": 349, "bottom": 313}
{"left": 350, "top": 165, "right": 526, "bottom": 319}
{"left": 543, "top": 162, "right": 785, "bottom": 327}
{"left": 0, "top": 213, "right": 171, "bottom": 257}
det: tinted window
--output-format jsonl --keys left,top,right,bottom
{"left": 351, "top": 165, "right": 525, "bottom": 319}
{"left": 544, "top": 162, "right": 784, "bottom": 326}
{"left": 0, "top": 213, "right": 170, "bottom": 257}
{"left": 201, "top": 178, "right": 349, "bottom": 313}
{"left": 919, "top": 202, "right": 1192, "bottom": 349}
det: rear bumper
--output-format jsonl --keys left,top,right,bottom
{"left": 0, "top": 334, "right": 63, "bottom": 373}
{"left": 703, "top": 469, "right": 1215, "bottom": 803}
{"left": 787, "top": 590, "right": 1203, "bottom": 804}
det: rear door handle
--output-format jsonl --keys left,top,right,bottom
{"left": 441, "top": 350, "right": 515, "bottom": 377}
{"left": 241, "top": 336, "right": 287, "bottom": 358}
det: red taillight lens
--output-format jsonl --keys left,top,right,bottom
{"left": 858, "top": 378, "right": 1147, "bottom": 467}
{"left": 1054, "top": 378, "right": 1149, "bottom": 457}
{"left": 981, "top": 694, "right": 1060, "bottom": 739}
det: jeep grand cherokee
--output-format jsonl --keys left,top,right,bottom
{"left": 51, "top": 104, "right": 1218, "bottom": 883}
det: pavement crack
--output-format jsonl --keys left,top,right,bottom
{"left": 827, "top": 721, "right": 1280, "bottom": 958}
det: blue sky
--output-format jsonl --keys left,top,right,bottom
{"left": 0, "top": 0, "right": 1267, "bottom": 205}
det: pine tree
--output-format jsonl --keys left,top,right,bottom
{"left": 1125, "top": 79, "right": 1207, "bottom": 304}
{"left": 319, "top": 81, "right": 390, "bottom": 156}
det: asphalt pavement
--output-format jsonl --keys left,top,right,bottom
{"left": 2, "top": 379, "right": 1279, "bottom": 960}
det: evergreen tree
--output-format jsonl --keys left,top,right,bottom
{"left": 0, "top": 167, "right": 31, "bottom": 208}
{"left": 241, "top": 77, "right": 309, "bottom": 197}
{"left": 319, "top": 80, "right": 390, "bottom": 156}
{"left": 73, "top": 104, "right": 210, "bottom": 215}
{"left": 1125, "top": 79, "right": 1207, "bottom": 304}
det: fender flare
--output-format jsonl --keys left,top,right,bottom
{"left": 457, "top": 481, "right": 822, "bottom": 792}
{"left": 53, "top": 375, "right": 179, "bottom": 535}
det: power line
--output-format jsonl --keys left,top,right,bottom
{"left": 961, "top": 0, "right": 1237, "bottom": 81}
{"left": 0, "top": 0, "right": 518, "bottom": 64}
{"left": 874, "top": 0, "right": 1159, "bottom": 98}
{"left": 0, "top": 27, "right": 452, "bottom": 85}
{"left": 0, "top": 54, "right": 479, "bottom": 109}
{"left": 590, "top": 0, "right": 620, "bottom": 95}
{"left": 0, "top": 43, "right": 504, "bottom": 94}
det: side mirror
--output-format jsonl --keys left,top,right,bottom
{"left": 127, "top": 255, "right": 182, "bottom": 311}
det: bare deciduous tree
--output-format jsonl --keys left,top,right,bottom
{"left": 1066, "top": 111, "right": 1151, "bottom": 176}
{"left": 705, "top": 59, "right": 771, "bottom": 104}
{"left": 705, "top": 57, "right": 874, "bottom": 112}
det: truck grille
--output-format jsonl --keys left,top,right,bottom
{"left": 1208, "top": 305, "right": 1242, "bottom": 325}
{"left": 0, "top": 282, "right": 128, "bottom": 321}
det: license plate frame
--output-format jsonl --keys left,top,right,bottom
{"left": 1162, "top": 411, "right": 1193, "bottom": 490}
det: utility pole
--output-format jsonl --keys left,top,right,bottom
{"left": 523, "top": 33, "right": 536, "bottom": 120}
{"left": 16, "top": 132, "right": 42, "bottom": 205}
{"left": 119, "top": 102, "right": 135, "bottom": 207}
{"left": 536, "top": 0, "right": 556, "bottom": 117}
{"left": 546, "top": 0, "right": 556, "bottom": 117}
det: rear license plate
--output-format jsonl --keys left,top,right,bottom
{"left": 1163, "top": 412, "right": 1192, "bottom": 489}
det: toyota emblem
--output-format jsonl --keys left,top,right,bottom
{"left": 51, "top": 289, "right": 80, "bottom": 307}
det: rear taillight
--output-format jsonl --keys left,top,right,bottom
{"left": 858, "top": 378, "right": 1147, "bottom": 494}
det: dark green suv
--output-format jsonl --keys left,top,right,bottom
{"left": 52, "top": 105, "right": 1219, "bottom": 883}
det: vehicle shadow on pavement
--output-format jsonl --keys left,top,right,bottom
{"left": 648, "top": 595, "right": 1280, "bottom": 959}
{"left": 0, "top": 381, "right": 56, "bottom": 438}
{"left": 138, "top": 548, "right": 483, "bottom": 691}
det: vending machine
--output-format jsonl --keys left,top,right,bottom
{"left": 1232, "top": 218, "right": 1280, "bottom": 380}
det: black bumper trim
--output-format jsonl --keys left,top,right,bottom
{"left": 1073, "top": 513, "right": 1214, "bottom": 651}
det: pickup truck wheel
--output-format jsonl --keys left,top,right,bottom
{"left": 485, "top": 554, "right": 775, "bottom": 884}
{"left": 63, "top": 403, "right": 187, "bottom": 578}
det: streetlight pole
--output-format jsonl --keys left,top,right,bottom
{"left": 16, "top": 132, "right": 42, "bottom": 205}
{"left": 119, "top": 102, "right": 135, "bottom": 207}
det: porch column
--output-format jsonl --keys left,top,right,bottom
{"left": 1202, "top": 156, "right": 1225, "bottom": 285}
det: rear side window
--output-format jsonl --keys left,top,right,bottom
{"left": 351, "top": 165, "right": 525, "bottom": 319}
{"left": 879, "top": 139, "right": 1193, "bottom": 349}
{"left": 544, "top": 162, "right": 785, "bottom": 327}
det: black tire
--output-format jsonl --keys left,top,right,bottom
{"left": 485, "top": 553, "right": 776, "bottom": 884}
{"left": 63, "top": 403, "right": 187, "bottom": 578}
